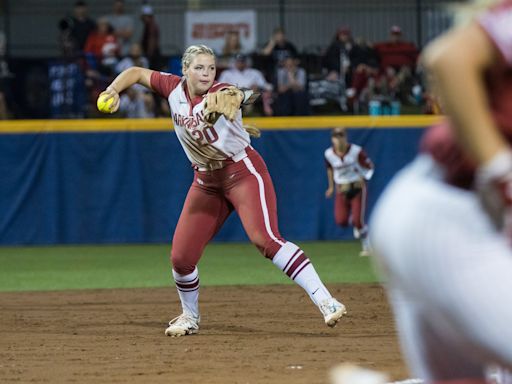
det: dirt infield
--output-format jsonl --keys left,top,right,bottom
{"left": 0, "top": 284, "right": 407, "bottom": 384}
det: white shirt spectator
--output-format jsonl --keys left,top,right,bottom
{"left": 116, "top": 56, "right": 148, "bottom": 73}
{"left": 218, "top": 54, "right": 273, "bottom": 91}
{"left": 115, "top": 46, "right": 149, "bottom": 93}
{"left": 119, "top": 92, "right": 154, "bottom": 118}
{"left": 218, "top": 67, "right": 272, "bottom": 91}
{"left": 277, "top": 65, "right": 306, "bottom": 90}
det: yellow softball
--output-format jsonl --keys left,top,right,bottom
{"left": 97, "top": 93, "right": 115, "bottom": 113}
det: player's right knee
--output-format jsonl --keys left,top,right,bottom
{"left": 170, "top": 252, "right": 195, "bottom": 275}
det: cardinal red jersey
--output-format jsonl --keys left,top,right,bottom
{"left": 150, "top": 71, "right": 250, "bottom": 167}
{"left": 421, "top": 1, "right": 512, "bottom": 188}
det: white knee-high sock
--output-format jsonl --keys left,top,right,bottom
{"left": 354, "top": 225, "right": 371, "bottom": 251}
{"left": 272, "top": 242, "right": 331, "bottom": 306}
{"left": 172, "top": 267, "right": 199, "bottom": 318}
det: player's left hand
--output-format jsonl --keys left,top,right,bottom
{"left": 325, "top": 187, "right": 334, "bottom": 198}
{"left": 204, "top": 86, "right": 244, "bottom": 124}
{"left": 475, "top": 150, "right": 512, "bottom": 239}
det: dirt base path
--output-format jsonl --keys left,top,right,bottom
{"left": 0, "top": 284, "right": 407, "bottom": 384}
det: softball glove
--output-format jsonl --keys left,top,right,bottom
{"left": 204, "top": 86, "right": 245, "bottom": 124}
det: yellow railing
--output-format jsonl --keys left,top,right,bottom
{"left": 0, "top": 115, "right": 442, "bottom": 134}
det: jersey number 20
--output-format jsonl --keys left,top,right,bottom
{"left": 191, "top": 125, "right": 219, "bottom": 145}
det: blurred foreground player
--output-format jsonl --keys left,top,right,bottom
{"left": 371, "top": 0, "right": 512, "bottom": 382}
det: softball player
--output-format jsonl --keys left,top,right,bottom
{"left": 99, "top": 45, "right": 346, "bottom": 337}
{"left": 370, "top": 0, "right": 512, "bottom": 382}
{"left": 325, "top": 127, "right": 374, "bottom": 256}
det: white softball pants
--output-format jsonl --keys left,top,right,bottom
{"left": 370, "top": 155, "right": 512, "bottom": 382}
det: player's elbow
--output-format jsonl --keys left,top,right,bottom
{"left": 126, "top": 66, "right": 145, "bottom": 74}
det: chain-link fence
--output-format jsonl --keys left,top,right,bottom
{"left": 4, "top": 0, "right": 463, "bottom": 57}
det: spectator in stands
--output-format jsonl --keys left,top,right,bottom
{"left": 104, "top": 0, "right": 135, "bottom": 56}
{"left": 322, "top": 26, "right": 353, "bottom": 83}
{"left": 115, "top": 42, "right": 154, "bottom": 118}
{"left": 58, "top": 18, "right": 78, "bottom": 59}
{"left": 84, "top": 17, "right": 120, "bottom": 73}
{"left": 262, "top": 27, "right": 298, "bottom": 66}
{"left": 416, "top": 65, "right": 442, "bottom": 115}
{"left": 374, "top": 25, "right": 418, "bottom": 71}
{"left": 349, "top": 37, "right": 379, "bottom": 74}
{"left": 366, "top": 67, "right": 399, "bottom": 108}
{"left": 274, "top": 54, "right": 310, "bottom": 116}
{"left": 218, "top": 53, "right": 273, "bottom": 116}
{"left": 64, "top": 1, "right": 96, "bottom": 53}
{"left": 54, "top": 7, "right": 90, "bottom": 119}
{"left": 374, "top": 25, "right": 419, "bottom": 104}
{"left": 140, "top": 4, "right": 161, "bottom": 69}
{"left": 119, "top": 87, "right": 155, "bottom": 118}
{"left": 84, "top": 17, "right": 119, "bottom": 113}
{"left": 347, "top": 37, "right": 380, "bottom": 113}
{"left": 116, "top": 42, "right": 148, "bottom": 73}
{"left": 217, "top": 30, "right": 244, "bottom": 70}
{"left": 222, "top": 30, "right": 242, "bottom": 56}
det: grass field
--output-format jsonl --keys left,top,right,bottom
{"left": 0, "top": 241, "right": 378, "bottom": 292}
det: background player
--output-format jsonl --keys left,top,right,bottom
{"left": 370, "top": 0, "right": 512, "bottom": 382}
{"left": 325, "top": 127, "right": 374, "bottom": 256}
{"left": 98, "top": 44, "right": 346, "bottom": 337}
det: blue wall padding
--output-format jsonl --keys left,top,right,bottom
{"left": 0, "top": 128, "right": 424, "bottom": 245}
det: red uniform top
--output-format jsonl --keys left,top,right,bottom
{"left": 421, "top": 0, "right": 512, "bottom": 188}
{"left": 84, "top": 32, "right": 119, "bottom": 59}
{"left": 374, "top": 41, "right": 418, "bottom": 70}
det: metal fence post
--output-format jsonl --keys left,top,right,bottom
{"left": 279, "top": 0, "right": 285, "bottom": 28}
{"left": 416, "top": 0, "right": 423, "bottom": 48}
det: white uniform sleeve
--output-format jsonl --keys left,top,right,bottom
{"left": 359, "top": 166, "right": 374, "bottom": 181}
{"left": 478, "top": 5, "right": 512, "bottom": 64}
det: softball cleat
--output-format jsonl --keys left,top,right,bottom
{"left": 319, "top": 298, "right": 347, "bottom": 327}
{"left": 165, "top": 313, "right": 200, "bottom": 337}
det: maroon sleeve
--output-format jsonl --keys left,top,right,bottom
{"left": 150, "top": 71, "right": 181, "bottom": 98}
{"left": 358, "top": 150, "right": 374, "bottom": 170}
